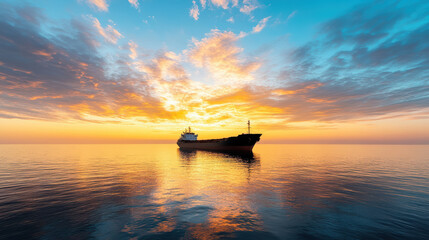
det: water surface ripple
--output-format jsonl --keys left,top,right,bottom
{"left": 1, "top": 144, "right": 429, "bottom": 239}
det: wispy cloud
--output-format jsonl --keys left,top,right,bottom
{"left": 240, "top": 0, "right": 258, "bottom": 14}
{"left": 128, "top": 0, "right": 139, "bottom": 9}
{"left": 190, "top": 0, "right": 199, "bottom": 21}
{"left": 32, "top": 50, "right": 54, "bottom": 60}
{"left": 196, "top": 0, "right": 256, "bottom": 17}
{"left": 90, "top": 16, "right": 123, "bottom": 44}
{"left": 128, "top": 41, "right": 138, "bottom": 59}
{"left": 252, "top": 16, "right": 270, "bottom": 33}
{"left": 286, "top": 10, "right": 297, "bottom": 22}
{"left": 84, "top": 0, "right": 108, "bottom": 11}
{"left": 200, "top": 0, "right": 207, "bottom": 9}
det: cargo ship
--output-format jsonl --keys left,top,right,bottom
{"left": 177, "top": 121, "right": 262, "bottom": 151}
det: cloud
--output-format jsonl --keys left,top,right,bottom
{"left": 2, "top": 1, "right": 429, "bottom": 131}
{"left": 253, "top": 1, "right": 429, "bottom": 122}
{"left": 125, "top": 31, "right": 265, "bottom": 123}
{"left": 318, "top": 2, "right": 418, "bottom": 47}
{"left": 188, "top": 29, "right": 260, "bottom": 85}
{"left": 32, "top": 50, "right": 54, "bottom": 60}
{"left": 128, "top": 41, "right": 138, "bottom": 59}
{"left": 202, "top": 0, "right": 243, "bottom": 11}
{"left": 130, "top": 51, "right": 236, "bottom": 118}
{"left": 286, "top": 10, "right": 297, "bottom": 22}
{"left": 210, "top": 0, "right": 231, "bottom": 9}
{"left": 194, "top": 0, "right": 257, "bottom": 19}
{"left": 90, "top": 16, "right": 123, "bottom": 44}
{"left": 227, "top": 17, "right": 234, "bottom": 23}
{"left": 190, "top": 1, "right": 199, "bottom": 21}
{"left": 240, "top": 0, "right": 258, "bottom": 14}
{"left": 252, "top": 16, "right": 270, "bottom": 33}
{"left": 1, "top": 4, "right": 254, "bottom": 126}
{"left": 15, "top": 5, "right": 46, "bottom": 25}
{"left": 0, "top": 5, "right": 170, "bottom": 123}
{"left": 128, "top": 0, "right": 139, "bottom": 9}
{"left": 135, "top": 63, "right": 198, "bottom": 112}
{"left": 200, "top": 0, "right": 207, "bottom": 9}
{"left": 85, "top": 0, "right": 108, "bottom": 11}
{"left": 134, "top": 51, "right": 187, "bottom": 82}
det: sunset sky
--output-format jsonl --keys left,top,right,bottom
{"left": 1, "top": 0, "right": 428, "bottom": 143}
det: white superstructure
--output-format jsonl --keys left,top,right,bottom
{"left": 180, "top": 127, "right": 198, "bottom": 141}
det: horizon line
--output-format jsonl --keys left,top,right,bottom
{"left": 1, "top": 142, "right": 428, "bottom": 145}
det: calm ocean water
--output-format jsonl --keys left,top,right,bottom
{"left": 1, "top": 144, "right": 429, "bottom": 239}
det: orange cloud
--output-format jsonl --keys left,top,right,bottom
{"left": 30, "top": 95, "right": 63, "bottom": 100}
{"left": 188, "top": 30, "right": 260, "bottom": 85}
{"left": 271, "top": 82, "right": 324, "bottom": 96}
{"left": 306, "top": 98, "right": 336, "bottom": 103}
{"left": 10, "top": 67, "right": 32, "bottom": 75}
{"left": 85, "top": 0, "right": 108, "bottom": 11}
{"left": 128, "top": 41, "right": 138, "bottom": 59}
{"left": 128, "top": 45, "right": 263, "bottom": 125}
{"left": 135, "top": 52, "right": 186, "bottom": 80}
{"left": 131, "top": 51, "right": 205, "bottom": 113}
{"left": 252, "top": 16, "right": 270, "bottom": 33}
{"left": 2, "top": 80, "right": 43, "bottom": 90}
{"left": 271, "top": 89, "right": 297, "bottom": 95}
{"left": 90, "top": 16, "right": 123, "bottom": 44}
{"left": 32, "top": 50, "right": 54, "bottom": 60}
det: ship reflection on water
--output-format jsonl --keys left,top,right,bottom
{"left": 178, "top": 148, "right": 259, "bottom": 164}
{"left": 1, "top": 144, "right": 429, "bottom": 239}
{"left": 178, "top": 149, "right": 260, "bottom": 183}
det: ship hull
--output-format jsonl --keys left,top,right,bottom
{"left": 177, "top": 134, "right": 262, "bottom": 151}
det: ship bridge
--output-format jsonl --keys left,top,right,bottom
{"left": 180, "top": 127, "right": 198, "bottom": 141}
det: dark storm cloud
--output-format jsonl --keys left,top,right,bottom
{"left": 262, "top": 1, "right": 429, "bottom": 122}
{"left": 0, "top": 4, "right": 167, "bottom": 122}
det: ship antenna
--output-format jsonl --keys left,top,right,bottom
{"left": 248, "top": 120, "right": 250, "bottom": 134}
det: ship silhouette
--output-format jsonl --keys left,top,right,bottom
{"left": 177, "top": 121, "right": 262, "bottom": 151}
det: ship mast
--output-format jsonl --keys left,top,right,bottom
{"left": 248, "top": 120, "right": 250, "bottom": 134}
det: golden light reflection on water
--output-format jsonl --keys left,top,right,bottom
{"left": 127, "top": 148, "right": 264, "bottom": 238}
{"left": 174, "top": 150, "right": 263, "bottom": 239}
{"left": 1, "top": 144, "right": 429, "bottom": 239}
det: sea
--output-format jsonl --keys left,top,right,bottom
{"left": 1, "top": 144, "right": 429, "bottom": 239}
